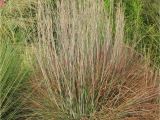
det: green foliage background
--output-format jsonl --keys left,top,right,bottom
{"left": 105, "top": 0, "right": 160, "bottom": 68}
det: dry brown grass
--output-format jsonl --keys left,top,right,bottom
{"left": 28, "top": 0, "right": 160, "bottom": 120}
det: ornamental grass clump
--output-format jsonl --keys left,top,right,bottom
{"left": 29, "top": 0, "right": 159, "bottom": 119}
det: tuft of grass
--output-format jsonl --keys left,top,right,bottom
{"left": 28, "top": 0, "right": 160, "bottom": 119}
{"left": 0, "top": 1, "right": 35, "bottom": 119}
{"left": 0, "top": 41, "right": 30, "bottom": 120}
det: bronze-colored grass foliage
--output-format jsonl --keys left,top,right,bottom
{"left": 27, "top": 0, "right": 159, "bottom": 120}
